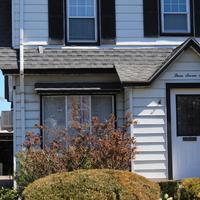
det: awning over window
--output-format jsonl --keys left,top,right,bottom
{"left": 35, "top": 82, "right": 122, "bottom": 94}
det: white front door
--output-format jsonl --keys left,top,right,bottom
{"left": 171, "top": 89, "right": 200, "bottom": 180}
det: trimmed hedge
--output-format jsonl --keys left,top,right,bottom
{"left": 157, "top": 180, "right": 180, "bottom": 200}
{"left": 22, "top": 169, "right": 160, "bottom": 200}
{"left": 180, "top": 177, "right": 200, "bottom": 200}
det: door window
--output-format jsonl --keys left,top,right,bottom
{"left": 176, "top": 95, "right": 200, "bottom": 136}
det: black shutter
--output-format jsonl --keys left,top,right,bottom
{"left": 194, "top": 0, "right": 200, "bottom": 37}
{"left": 101, "top": 0, "right": 116, "bottom": 44}
{"left": 143, "top": 0, "right": 159, "bottom": 37}
{"left": 48, "top": 0, "right": 64, "bottom": 44}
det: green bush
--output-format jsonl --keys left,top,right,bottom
{"left": 22, "top": 169, "right": 160, "bottom": 200}
{"left": 180, "top": 177, "right": 200, "bottom": 200}
{"left": 0, "top": 187, "right": 19, "bottom": 200}
{"left": 158, "top": 180, "right": 180, "bottom": 200}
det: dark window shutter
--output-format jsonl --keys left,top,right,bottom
{"left": 143, "top": 0, "right": 159, "bottom": 37}
{"left": 101, "top": 0, "right": 116, "bottom": 44}
{"left": 194, "top": 0, "right": 200, "bottom": 37}
{"left": 48, "top": 0, "right": 64, "bottom": 44}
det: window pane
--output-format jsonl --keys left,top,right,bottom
{"left": 69, "top": 18, "right": 95, "bottom": 40}
{"left": 87, "top": 7, "right": 94, "bottom": 16}
{"left": 164, "top": 5, "right": 171, "bottom": 12}
{"left": 179, "top": 5, "right": 186, "bottom": 12}
{"left": 67, "top": 96, "right": 90, "bottom": 139}
{"left": 91, "top": 96, "right": 113, "bottom": 123}
{"left": 69, "top": 0, "right": 94, "bottom": 17}
{"left": 67, "top": 96, "right": 90, "bottom": 126}
{"left": 78, "top": 7, "right": 86, "bottom": 16}
{"left": 164, "top": 0, "right": 186, "bottom": 12}
{"left": 70, "top": 7, "right": 77, "bottom": 16}
{"left": 172, "top": 5, "right": 179, "bottom": 12}
{"left": 87, "top": 0, "right": 94, "bottom": 6}
{"left": 69, "top": 0, "right": 76, "bottom": 6}
{"left": 164, "top": 14, "right": 187, "bottom": 31}
{"left": 78, "top": 0, "right": 85, "bottom": 5}
{"left": 43, "top": 96, "right": 66, "bottom": 144}
{"left": 177, "top": 95, "right": 200, "bottom": 136}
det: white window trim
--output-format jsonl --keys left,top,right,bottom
{"left": 66, "top": 0, "right": 98, "bottom": 43}
{"left": 161, "top": 0, "right": 191, "bottom": 33}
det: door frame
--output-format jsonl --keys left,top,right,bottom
{"left": 166, "top": 83, "right": 200, "bottom": 179}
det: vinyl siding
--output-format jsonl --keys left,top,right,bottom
{"left": 132, "top": 48, "right": 200, "bottom": 180}
{"left": 12, "top": 0, "right": 200, "bottom": 47}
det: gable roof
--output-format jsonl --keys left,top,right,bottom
{"left": 1, "top": 38, "right": 200, "bottom": 87}
{"left": 148, "top": 37, "right": 200, "bottom": 85}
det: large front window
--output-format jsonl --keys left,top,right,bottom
{"left": 67, "top": 0, "right": 97, "bottom": 42}
{"left": 161, "top": 0, "right": 190, "bottom": 33}
{"left": 43, "top": 95, "right": 113, "bottom": 143}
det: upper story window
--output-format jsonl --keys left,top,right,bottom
{"left": 67, "top": 0, "right": 97, "bottom": 43}
{"left": 143, "top": 0, "right": 200, "bottom": 37}
{"left": 48, "top": 0, "right": 116, "bottom": 46}
{"left": 161, "top": 0, "right": 190, "bottom": 34}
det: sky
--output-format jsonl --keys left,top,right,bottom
{"left": 0, "top": 71, "right": 11, "bottom": 116}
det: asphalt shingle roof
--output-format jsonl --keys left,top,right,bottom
{"left": 0, "top": 48, "right": 18, "bottom": 69}
{"left": 0, "top": 47, "right": 174, "bottom": 83}
{"left": 23, "top": 48, "right": 173, "bottom": 82}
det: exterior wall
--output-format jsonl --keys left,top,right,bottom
{"left": 13, "top": 74, "right": 124, "bottom": 154}
{"left": 12, "top": 0, "right": 199, "bottom": 48}
{"left": 13, "top": 0, "right": 48, "bottom": 47}
{"left": 124, "top": 88, "right": 130, "bottom": 114}
{"left": 132, "top": 48, "right": 200, "bottom": 180}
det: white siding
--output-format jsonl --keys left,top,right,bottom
{"left": 132, "top": 48, "right": 200, "bottom": 180}
{"left": 12, "top": 0, "right": 200, "bottom": 47}
{"left": 116, "top": 91, "right": 124, "bottom": 126}
{"left": 13, "top": 0, "right": 48, "bottom": 47}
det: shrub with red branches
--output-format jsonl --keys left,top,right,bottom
{"left": 15, "top": 113, "right": 137, "bottom": 193}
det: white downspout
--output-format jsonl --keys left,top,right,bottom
{"left": 13, "top": 77, "right": 17, "bottom": 188}
{"left": 20, "top": 0, "right": 25, "bottom": 144}
{"left": 129, "top": 88, "right": 135, "bottom": 173}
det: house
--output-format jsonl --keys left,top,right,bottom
{"left": 1, "top": 0, "right": 200, "bottom": 181}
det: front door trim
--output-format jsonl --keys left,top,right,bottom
{"left": 166, "top": 83, "right": 200, "bottom": 179}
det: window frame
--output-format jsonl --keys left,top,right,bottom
{"left": 159, "top": 0, "right": 193, "bottom": 36}
{"left": 66, "top": 0, "right": 98, "bottom": 43}
{"left": 143, "top": 0, "right": 200, "bottom": 37}
{"left": 48, "top": 0, "right": 116, "bottom": 45}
